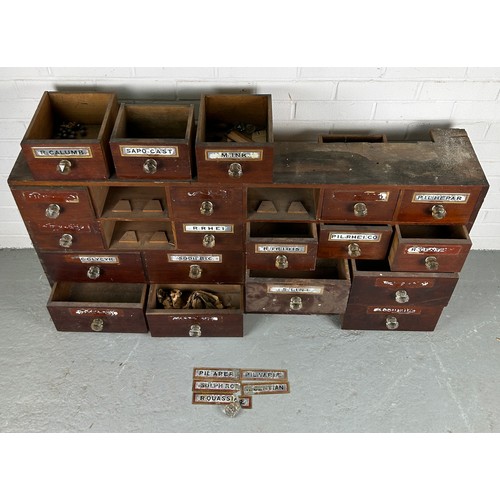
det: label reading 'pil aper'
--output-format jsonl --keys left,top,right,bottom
{"left": 193, "top": 368, "right": 240, "bottom": 381}
{"left": 412, "top": 192, "right": 470, "bottom": 203}
{"left": 256, "top": 245, "right": 307, "bottom": 254}
{"left": 205, "top": 150, "right": 262, "bottom": 161}
{"left": 168, "top": 254, "right": 222, "bottom": 263}
{"left": 328, "top": 232, "right": 381, "bottom": 242}
{"left": 32, "top": 147, "right": 92, "bottom": 158}
{"left": 240, "top": 369, "right": 288, "bottom": 381}
{"left": 119, "top": 145, "right": 179, "bottom": 157}
{"left": 183, "top": 224, "right": 234, "bottom": 233}
{"left": 267, "top": 285, "right": 324, "bottom": 295}
{"left": 242, "top": 382, "right": 290, "bottom": 396}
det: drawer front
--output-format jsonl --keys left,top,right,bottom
{"left": 246, "top": 239, "right": 318, "bottom": 271}
{"left": 388, "top": 225, "right": 471, "bottom": 273}
{"left": 169, "top": 186, "right": 244, "bottom": 220}
{"left": 47, "top": 305, "right": 148, "bottom": 333}
{"left": 245, "top": 279, "right": 350, "bottom": 314}
{"left": 143, "top": 250, "right": 245, "bottom": 283}
{"left": 110, "top": 143, "right": 193, "bottom": 180}
{"left": 39, "top": 252, "right": 145, "bottom": 283}
{"left": 318, "top": 224, "right": 392, "bottom": 259}
{"left": 396, "top": 187, "right": 483, "bottom": 224}
{"left": 348, "top": 270, "right": 459, "bottom": 307}
{"left": 341, "top": 304, "right": 444, "bottom": 331}
{"left": 11, "top": 187, "right": 96, "bottom": 223}
{"left": 195, "top": 144, "right": 274, "bottom": 183}
{"left": 321, "top": 188, "right": 399, "bottom": 222}
{"left": 148, "top": 313, "right": 243, "bottom": 337}
{"left": 174, "top": 222, "right": 243, "bottom": 251}
{"left": 27, "top": 221, "right": 106, "bottom": 251}
{"left": 21, "top": 143, "right": 111, "bottom": 180}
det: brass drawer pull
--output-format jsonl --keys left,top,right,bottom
{"left": 87, "top": 266, "right": 101, "bottom": 279}
{"left": 202, "top": 234, "right": 216, "bottom": 248}
{"left": 425, "top": 256, "right": 439, "bottom": 271}
{"left": 348, "top": 242, "right": 362, "bottom": 257}
{"left": 56, "top": 159, "right": 72, "bottom": 175}
{"left": 189, "top": 324, "right": 202, "bottom": 337}
{"left": 189, "top": 264, "right": 202, "bottom": 279}
{"left": 143, "top": 158, "right": 158, "bottom": 174}
{"left": 228, "top": 162, "right": 243, "bottom": 178}
{"left": 431, "top": 204, "right": 447, "bottom": 220}
{"left": 275, "top": 255, "right": 289, "bottom": 270}
{"left": 386, "top": 316, "right": 399, "bottom": 330}
{"left": 59, "top": 233, "right": 73, "bottom": 248}
{"left": 45, "top": 203, "right": 61, "bottom": 219}
{"left": 395, "top": 289, "right": 409, "bottom": 304}
{"left": 200, "top": 200, "right": 214, "bottom": 216}
{"left": 290, "top": 296, "right": 303, "bottom": 311}
{"left": 353, "top": 202, "right": 368, "bottom": 217}
{"left": 91, "top": 318, "right": 104, "bottom": 332}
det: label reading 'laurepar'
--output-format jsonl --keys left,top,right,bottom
{"left": 119, "top": 145, "right": 178, "bottom": 157}
{"left": 412, "top": 192, "right": 470, "bottom": 203}
{"left": 32, "top": 147, "right": 92, "bottom": 158}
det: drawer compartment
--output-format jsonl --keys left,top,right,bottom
{"left": 348, "top": 259, "right": 458, "bottom": 307}
{"left": 321, "top": 187, "right": 399, "bottom": 222}
{"left": 47, "top": 282, "right": 148, "bottom": 333}
{"left": 11, "top": 186, "right": 96, "bottom": 223}
{"left": 318, "top": 224, "right": 392, "bottom": 259}
{"left": 39, "top": 252, "right": 145, "bottom": 283}
{"left": 110, "top": 103, "right": 195, "bottom": 179}
{"left": 388, "top": 224, "right": 471, "bottom": 273}
{"left": 26, "top": 221, "right": 106, "bottom": 251}
{"left": 174, "top": 222, "right": 243, "bottom": 251}
{"left": 144, "top": 250, "right": 244, "bottom": 283}
{"left": 246, "top": 222, "right": 318, "bottom": 271}
{"left": 341, "top": 303, "right": 444, "bottom": 331}
{"left": 195, "top": 94, "right": 274, "bottom": 183}
{"left": 169, "top": 186, "right": 243, "bottom": 220}
{"left": 396, "top": 187, "right": 484, "bottom": 224}
{"left": 101, "top": 221, "right": 175, "bottom": 250}
{"left": 21, "top": 92, "right": 118, "bottom": 180}
{"left": 245, "top": 259, "right": 350, "bottom": 314}
{"left": 247, "top": 187, "right": 320, "bottom": 221}
{"left": 147, "top": 284, "right": 243, "bottom": 337}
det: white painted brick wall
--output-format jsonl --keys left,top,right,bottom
{"left": 1, "top": 67, "right": 499, "bottom": 249}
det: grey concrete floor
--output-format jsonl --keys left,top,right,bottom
{"left": 0, "top": 248, "right": 498, "bottom": 433}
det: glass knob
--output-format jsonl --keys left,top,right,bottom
{"left": 290, "top": 296, "right": 303, "bottom": 311}
{"left": 386, "top": 316, "right": 399, "bottom": 330}
{"left": 202, "top": 234, "right": 216, "bottom": 248}
{"left": 87, "top": 266, "right": 101, "bottom": 279}
{"left": 200, "top": 201, "right": 214, "bottom": 216}
{"left": 425, "top": 256, "right": 439, "bottom": 271}
{"left": 59, "top": 233, "right": 73, "bottom": 248}
{"left": 189, "top": 324, "right": 202, "bottom": 337}
{"left": 275, "top": 255, "right": 289, "bottom": 270}
{"left": 143, "top": 158, "right": 158, "bottom": 174}
{"left": 353, "top": 202, "right": 368, "bottom": 217}
{"left": 45, "top": 203, "right": 61, "bottom": 219}
{"left": 189, "top": 264, "right": 202, "bottom": 279}
{"left": 431, "top": 204, "right": 447, "bottom": 220}
{"left": 228, "top": 162, "right": 243, "bottom": 178}
{"left": 395, "top": 289, "right": 409, "bottom": 304}
{"left": 348, "top": 242, "right": 362, "bottom": 257}
{"left": 91, "top": 318, "right": 104, "bottom": 332}
{"left": 56, "top": 159, "right": 72, "bottom": 175}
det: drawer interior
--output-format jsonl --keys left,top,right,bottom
{"left": 112, "top": 104, "right": 192, "bottom": 139}
{"left": 247, "top": 187, "right": 319, "bottom": 220}
{"left": 50, "top": 282, "right": 146, "bottom": 304}
{"left": 249, "top": 222, "right": 316, "bottom": 239}
{"left": 352, "top": 259, "right": 392, "bottom": 272}
{"left": 101, "top": 220, "right": 175, "bottom": 249}
{"left": 398, "top": 224, "right": 468, "bottom": 240}
{"left": 248, "top": 258, "right": 348, "bottom": 280}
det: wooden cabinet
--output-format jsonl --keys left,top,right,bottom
{"left": 8, "top": 91, "right": 489, "bottom": 334}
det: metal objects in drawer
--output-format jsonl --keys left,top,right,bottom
{"left": 146, "top": 284, "right": 244, "bottom": 337}
{"left": 245, "top": 259, "right": 350, "bottom": 314}
{"left": 21, "top": 92, "right": 118, "bottom": 180}
{"left": 388, "top": 224, "right": 472, "bottom": 273}
{"left": 47, "top": 282, "right": 148, "bottom": 333}
{"left": 318, "top": 224, "right": 393, "bottom": 259}
{"left": 246, "top": 222, "right": 318, "bottom": 271}
{"left": 195, "top": 94, "right": 274, "bottom": 183}
{"left": 110, "top": 103, "right": 195, "bottom": 180}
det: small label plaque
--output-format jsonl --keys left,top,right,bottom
{"left": 183, "top": 224, "right": 234, "bottom": 233}
{"left": 193, "top": 368, "right": 240, "bottom": 381}
{"left": 267, "top": 285, "right": 324, "bottom": 295}
{"left": 412, "top": 192, "right": 470, "bottom": 204}
{"left": 32, "top": 147, "right": 92, "bottom": 158}
{"left": 192, "top": 380, "right": 241, "bottom": 392}
{"left": 405, "top": 246, "right": 461, "bottom": 255}
{"left": 168, "top": 254, "right": 222, "bottom": 263}
{"left": 328, "top": 232, "right": 381, "bottom": 242}
{"left": 368, "top": 306, "right": 421, "bottom": 315}
{"left": 119, "top": 145, "right": 179, "bottom": 157}
{"left": 74, "top": 255, "right": 120, "bottom": 264}
{"left": 242, "top": 382, "right": 290, "bottom": 396}
{"left": 256, "top": 244, "right": 307, "bottom": 254}
{"left": 205, "top": 150, "right": 263, "bottom": 161}
{"left": 240, "top": 369, "right": 288, "bottom": 381}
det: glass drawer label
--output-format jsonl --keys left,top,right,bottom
{"left": 256, "top": 244, "right": 307, "bottom": 254}
{"left": 75, "top": 255, "right": 120, "bottom": 264}
{"left": 32, "top": 147, "right": 92, "bottom": 158}
{"left": 119, "top": 145, "right": 179, "bottom": 157}
{"left": 168, "top": 254, "right": 222, "bottom": 263}
{"left": 368, "top": 306, "right": 421, "bottom": 315}
{"left": 205, "top": 150, "right": 262, "bottom": 161}
{"left": 241, "top": 369, "right": 288, "bottom": 381}
{"left": 405, "top": 246, "right": 461, "bottom": 255}
{"left": 328, "top": 232, "right": 381, "bottom": 242}
{"left": 183, "top": 224, "right": 233, "bottom": 233}
{"left": 267, "top": 285, "right": 324, "bottom": 295}
{"left": 192, "top": 380, "right": 241, "bottom": 392}
{"left": 412, "top": 192, "right": 470, "bottom": 203}
{"left": 242, "top": 382, "right": 290, "bottom": 395}
{"left": 193, "top": 368, "right": 240, "bottom": 380}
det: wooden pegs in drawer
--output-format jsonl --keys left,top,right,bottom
{"left": 119, "top": 230, "right": 138, "bottom": 243}
{"left": 287, "top": 201, "right": 308, "bottom": 214}
{"left": 150, "top": 231, "right": 169, "bottom": 244}
{"left": 257, "top": 200, "right": 278, "bottom": 214}
{"left": 112, "top": 199, "right": 132, "bottom": 212}
{"left": 142, "top": 199, "right": 163, "bottom": 213}
{"left": 252, "top": 129, "right": 267, "bottom": 142}
{"left": 226, "top": 130, "right": 253, "bottom": 143}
